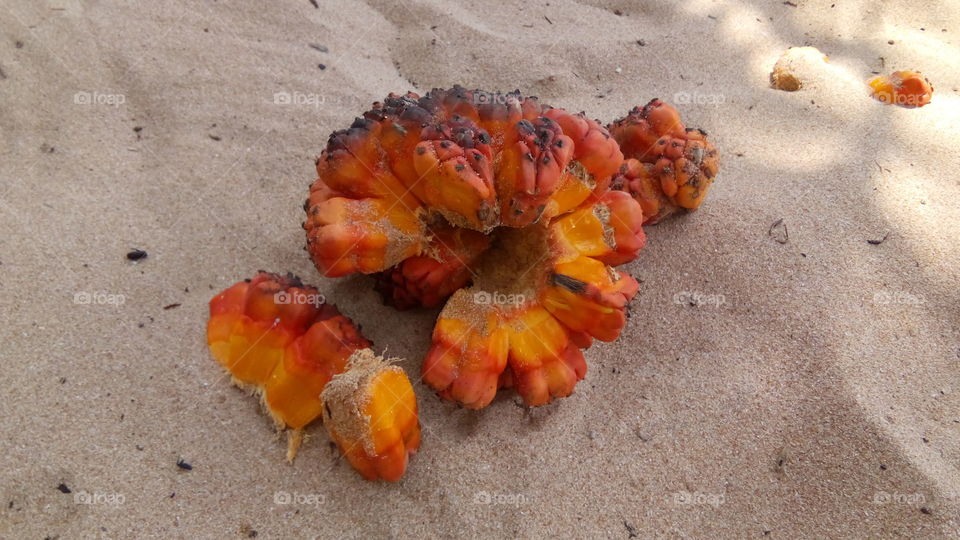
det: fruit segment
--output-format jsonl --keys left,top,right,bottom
{"left": 265, "top": 316, "right": 370, "bottom": 430}
{"left": 321, "top": 349, "right": 421, "bottom": 482}
{"left": 550, "top": 190, "right": 646, "bottom": 266}
{"left": 421, "top": 294, "right": 509, "bottom": 409}
{"left": 495, "top": 116, "right": 574, "bottom": 227}
{"left": 543, "top": 108, "right": 624, "bottom": 190}
{"left": 608, "top": 99, "right": 719, "bottom": 224}
{"left": 412, "top": 117, "right": 498, "bottom": 230}
{"left": 504, "top": 306, "right": 586, "bottom": 406}
{"left": 304, "top": 182, "right": 424, "bottom": 277}
{"left": 541, "top": 257, "right": 639, "bottom": 343}
{"left": 207, "top": 272, "right": 419, "bottom": 480}
{"left": 207, "top": 272, "right": 327, "bottom": 386}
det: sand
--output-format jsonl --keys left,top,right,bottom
{"left": 2, "top": 0, "right": 959, "bottom": 538}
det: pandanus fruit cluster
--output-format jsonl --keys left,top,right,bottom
{"left": 305, "top": 86, "right": 718, "bottom": 408}
{"left": 208, "top": 86, "right": 718, "bottom": 481}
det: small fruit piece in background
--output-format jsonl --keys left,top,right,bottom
{"left": 769, "top": 46, "right": 830, "bottom": 92}
{"left": 868, "top": 70, "right": 933, "bottom": 108}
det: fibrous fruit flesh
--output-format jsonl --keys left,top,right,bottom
{"left": 304, "top": 86, "right": 717, "bottom": 409}
{"left": 207, "top": 271, "right": 419, "bottom": 480}
{"left": 321, "top": 349, "right": 421, "bottom": 482}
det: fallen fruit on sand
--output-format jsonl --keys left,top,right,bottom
{"left": 868, "top": 70, "right": 933, "bottom": 108}
{"left": 321, "top": 349, "right": 421, "bottom": 481}
{"left": 304, "top": 86, "right": 718, "bottom": 409}
{"left": 207, "top": 271, "right": 419, "bottom": 480}
{"left": 770, "top": 46, "right": 830, "bottom": 92}
{"left": 608, "top": 99, "right": 719, "bottom": 224}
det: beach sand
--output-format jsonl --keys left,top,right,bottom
{"left": 1, "top": 0, "right": 958, "bottom": 537}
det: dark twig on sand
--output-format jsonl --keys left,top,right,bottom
{"left": 867, "top": 232, "right": 890, "bottom": 245}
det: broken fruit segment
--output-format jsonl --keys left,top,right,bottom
{"left": 321, "top": 349, "right": 421, "bottom": 482}
{"left": 868, "top": 70, "right": 933, "bottom": 108}
{"left": 769, "top": 46, "right": 830, "bottom": 92}
{"left": 207, "top": 272, "right": 334, "bottom": 388}
{"left": 264, "top": 315, "right": 368, "bottom": 430}
{"left": 307, "top": 87, "right": 715, "bottom": 409}
{"left": 207, "top": 272, "right": 419, "bottom": 480}
{"left": 608, "top": 99, "right": 719, "bottom": 224}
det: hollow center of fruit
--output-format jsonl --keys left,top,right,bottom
{"left": 465, "top": 223, "right": 551, "bottom": 311}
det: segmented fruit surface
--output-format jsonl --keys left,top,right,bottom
{"left": 608, "top": 99, "right": 719, "bottom": 224}
{"left": 305, "top": 87, "right": 717, "bottom": 408}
